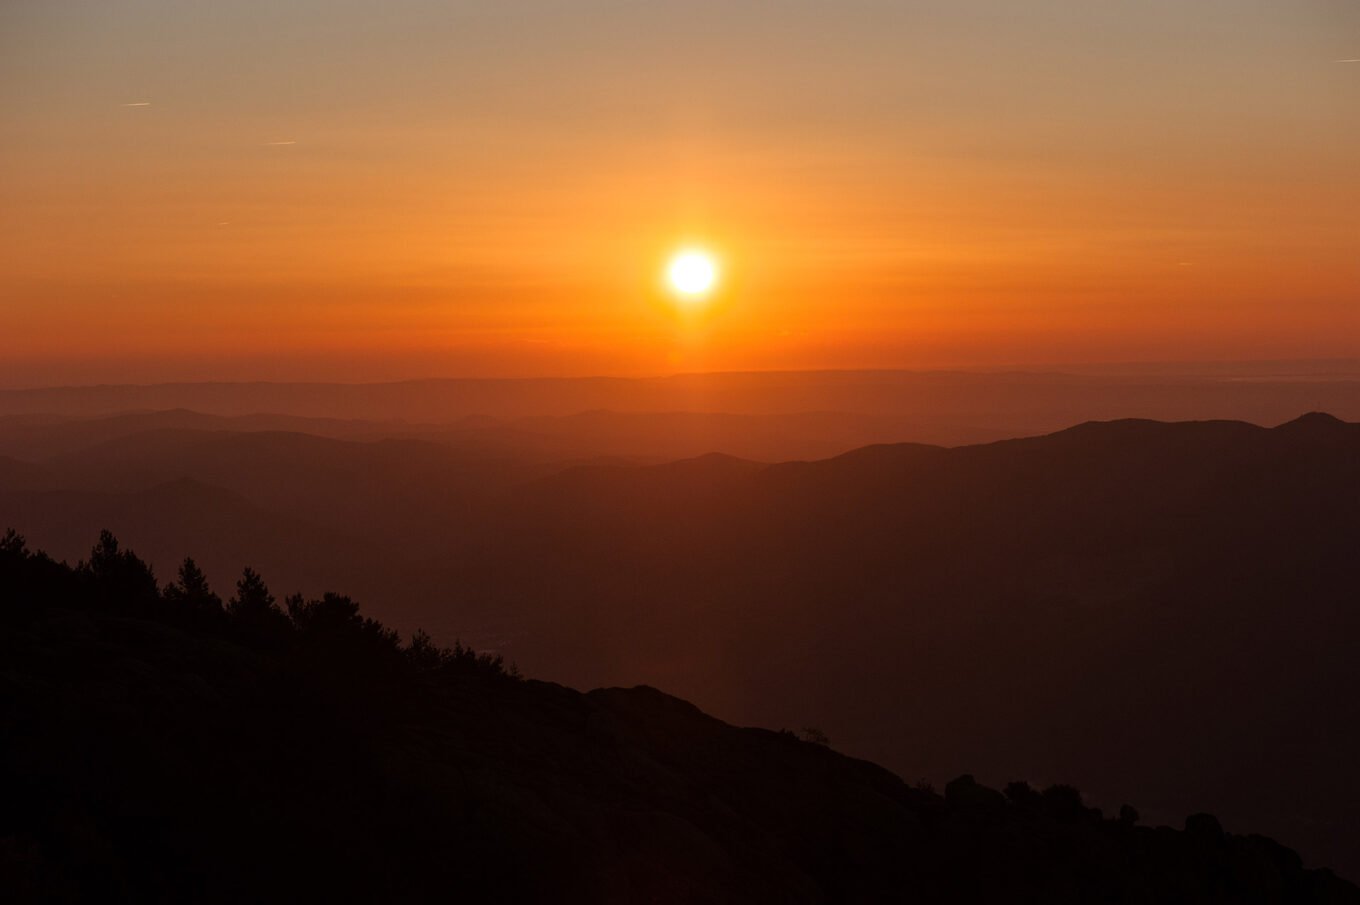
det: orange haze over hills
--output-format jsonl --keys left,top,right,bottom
{"left": 2, "top": 1, "right": 1359, "bottom": 386}
{"left": 7, "top": 3, "right": 1360, "bottom": 895}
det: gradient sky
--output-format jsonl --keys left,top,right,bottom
{"left": 1, "top": 0, "right": 1358, "bottom": 385}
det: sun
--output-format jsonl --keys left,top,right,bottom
{"left": 665, "top": 249, "right": 720, "bottom": 301}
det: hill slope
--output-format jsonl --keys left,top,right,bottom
{"left": 1, "top": 534, "right": 1355, "bottom": 903}
{"left": 438, "top": 414, "right": 1360, "bottom": 874}
{"left": 2, "top": 415, "right": 1358, "bottom": 876}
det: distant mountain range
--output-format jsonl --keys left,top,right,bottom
{"left": 1, "top": 408, "right": 1358, "bottom": 875}
{"left": 2, "top": 368, "right": 1359, "bottom": 449}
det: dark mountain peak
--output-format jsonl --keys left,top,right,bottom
{"left": 1037, "top": 418, "right": 1180, "bottom": 445}
{"left": 1277, "top": 411, "right": 1347, "bottom": 431}
{"left": 1054, "top": 417, "right": 1258, "bottom": 437}
{"left": 1067, "top": 417, "right": 1165, "bottom": 430}
{"left": 650, "top": 451, "right": 765, "bottom": 475}
{"left": 588, "top": 684, "right": 711, "bottom": 721}
{"left": 784, "top": 442, "right": 947, "bottom": 477}
{"left": 1021, "top": 417, "right": 1269, "bottom": 453}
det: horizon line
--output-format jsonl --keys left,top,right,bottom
{"left": 4, "top": 356, "right": 1360, "bottom": 393}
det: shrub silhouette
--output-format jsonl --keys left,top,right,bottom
{"left": 1040, "top": 783, "right": 1095, "bottom": 822}
{"left": 946, "top": 774, "right": 1006, "bottom": 810}
{"left": 1004, "top": 780, "right": 1042, "bottom": 810}
{"left": 2, "top": 528, "right": 1356, "bottom": 904}
{"left": 798, "top": 726, "right": 831, "bottom": 746}
{"left": 406, "top": 628, "right": 446, "bottom": 670}
{"left": 226, "top": 567, "right": 291, "bottom": 643}
{"left": 163, "top": 557, "right": 224, "bottom": 625}
{"left": 288, "top": 591, "right": 399, "bottom": 648}
{"left": 0, "top": 530, "right": 64, "bottom": 620}
{"left": 406, "top": 629, "right": 510, "bottom": 677}
{"left": 2, "top": 529, "right": 511, "bottom": 685}
{"left": 79, "top": 529, "right": 159, "bottom": 613}
{"left": 0, "top": 527, "right": 26, "bottom": 560}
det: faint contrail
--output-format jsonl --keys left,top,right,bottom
{"left": 264, "top": 140, "right": 297, "bottom": 146}
{"left": 1337, "top": 59, "right": 1360, "bottom": 63}
{"left": 121, "top": 101, "right": 152, "bottom": 106}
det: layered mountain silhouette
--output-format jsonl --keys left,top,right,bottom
{"left": 459, "top": 414, "right": 1360, "bottom": 873}
{"left": 2, "top": 532, "right": 1356, "bottom": 903}
{"left": 4, "top": 368, "right": 1360, "bottom": 449}
{"left": 1, "top": 411, "right": 1358, "bottom": 875}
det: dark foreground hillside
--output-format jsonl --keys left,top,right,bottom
{"left": 5, "top": 414, "right": 1360, "bottom": 879}
{"left": 2, "top": 533, "right": 1356, "bottom": 904}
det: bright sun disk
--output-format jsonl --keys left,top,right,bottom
{"left": 666, "top": 249, "right": 719, "bottom": 301}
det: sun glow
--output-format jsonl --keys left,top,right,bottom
{"left": 666, "top": 249, "right": 720, "bottom": 302}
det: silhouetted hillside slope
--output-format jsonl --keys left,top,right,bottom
{"left": 0, "top": 479, "right": 385, "bottom": 603}
{"left": 439, "top": 414, "right": 1360, "bottom": 875}
{"left": 2, "top": 532, "right": 1355, "bottom": 904}
{"left": 2, "top": 414, "right": 1359, "bottom": 876}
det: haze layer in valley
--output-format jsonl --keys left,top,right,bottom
{"left": 2, "top": 366, "right": 1359, "bottom": 876}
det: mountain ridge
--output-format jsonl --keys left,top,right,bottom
{"left": 2, "top": 413, "right": 1358, "bottom": 875}
{"left": 3, "top": 532, "right": 1356, "bottom": 902}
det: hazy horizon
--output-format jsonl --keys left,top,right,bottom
{"left": 5, "top": 3, "right": 1360, "bottom": 899}
{"left": 4, "top": 1, "right": 1358, "bottom": 386}
{"left": 4, "top": 356, "right": 1360, "bottom": 393}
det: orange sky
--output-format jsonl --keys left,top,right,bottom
{"left": 1, "top": 1, "right": 1358, "bottom": 385}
